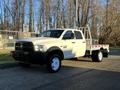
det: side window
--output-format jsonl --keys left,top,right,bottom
{"left": 63, "top": 31, "right": 74, "bottom": 39}
{"left": 74, "top": 31, "right": 83, "bottom": 39}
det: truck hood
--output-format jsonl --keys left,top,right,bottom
{"left": 16, "top": 37, "right": 59, "bottom": 45}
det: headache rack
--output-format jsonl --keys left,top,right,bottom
{"left": 79, "top": 26, "right": 92, "bottom": 49}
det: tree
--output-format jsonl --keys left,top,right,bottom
{"left": 99, "top": 0, "right": 120, "bottom": 46}
{"left": 29, "top": 0, "right": 33, "bottom": 32}
{"left": 21, "top": 0, "right": 26, "bottom": 32}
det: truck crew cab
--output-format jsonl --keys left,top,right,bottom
{"left": 11, "top": 26, "right": 109, "bottom": 73}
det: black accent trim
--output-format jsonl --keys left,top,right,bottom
{"left": 11, "top": 51, "right": 46, "bottom": 64}
{"left": 11, "top": 46, "right": 64, "bottom": 65}
{"left": 46, "top": 46, "right": 64, "bottom": 60}
{"left": 101, "top": 49, "right": 109, "bottom": 58}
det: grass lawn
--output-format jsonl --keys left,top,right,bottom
{"left": 0, "top": 47, "right": 119, "bottom": 65}
{"left": 110, "top": 47, "right": 120, "bottom": 51}
{"left": 0, "top": 49, "right": 15, "bottom": 64}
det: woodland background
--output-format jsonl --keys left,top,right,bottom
{"left": 0, "top": 0, "right": 120, "bottom": 46}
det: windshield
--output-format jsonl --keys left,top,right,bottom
{"left": 39, "top": 30, "right": 64, "bottom": 38}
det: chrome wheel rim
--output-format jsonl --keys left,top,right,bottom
{"left": 98, "top": 52, "right": 103, "bottom": 61}
{"left": 51, "top": 57, "right": 60, "bottom": 71}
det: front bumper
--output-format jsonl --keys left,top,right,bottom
{"left": 11, "top": 50, "right": 47, "bottom": 64}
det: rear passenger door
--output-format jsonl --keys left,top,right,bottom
{"left": 62, "top": 30, "right": 76, "bottom": 59}
{"left": 73, "top": 31, "right": 86, "bottom": 57}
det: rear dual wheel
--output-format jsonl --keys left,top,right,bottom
{"left": 92, "top": 50, "right": 103, "bottom": 62}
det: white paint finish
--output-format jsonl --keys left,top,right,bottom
{"left": 62, "top": 40, "right": 76, "bottom": 59}
{"left": 15, "top": 27, "right": 109, "bottom": 59}
{"left": 91, "top": 44, "right": 109, "bottom": 52}
{"left": 72, "top": 39, "right": 86, "bottom": 57}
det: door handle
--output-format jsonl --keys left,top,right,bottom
{"left": 83, "top": 41, "right": 86, "bottom": 43}
{"left": 72, "top": 42, "right": 75, "bottom": 44}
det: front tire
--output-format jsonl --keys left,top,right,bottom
{"left": 92, "top": 51, "right": 103, "bottom": 62}
{"left": 46, "top": 54, "right": 61, "bottom": 73}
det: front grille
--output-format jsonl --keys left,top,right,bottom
{"left": 15, "top": 42, "right": 34, "bottom": 51}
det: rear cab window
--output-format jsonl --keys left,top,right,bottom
{"left": 74, "top": 31, "right": 83, "bottom": 39}
{"left": 63, "top": 31, "right": 74, "bottom": 39}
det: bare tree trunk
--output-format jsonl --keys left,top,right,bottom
{"left": 38, "top": 0, "right": 42, "bottom": 33}
{"left": 29, "top": 0, "right": 33, "bottom": 32}
{"left": 56, "top": 0, "right": 61, "bottom": 28}
{"left": 12, "top": 0, "right": 20, "bottom": 31}
{"left": 21, "top": 0, "right": 26, "bottom": 32}
{"left": 80, "top": 0, "right": 90, "bottom": 27}
{"left": 46, "top": 0, "right": 50, "bottom": 30}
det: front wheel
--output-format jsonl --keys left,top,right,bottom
{"left": 46, "top": 54, "right": 61, "bottom": 73}
{"left": 92, "top": 51, "right": 103, "bottom": 62}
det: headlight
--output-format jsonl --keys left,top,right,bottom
{"left": 34, "top": 45, "right": 46, "bottom": 51}
{"left": 34, "top": 45, "right": 39, "bottom": 51}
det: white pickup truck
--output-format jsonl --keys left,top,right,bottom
{"left": 11, "top": 26, "right": 109, "bottom": 73}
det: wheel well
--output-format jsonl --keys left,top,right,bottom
{"left": 100, "top": 48, "right": 108, "bottom": 57}
{"left": 100, "top": 47, "right": 103, "bottom": 50}
{"left": 46, "top": 48, "right": 64, "bottom": 60}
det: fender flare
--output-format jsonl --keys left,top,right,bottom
{"left": 46, "top": 46, "right": 64, "bottom": 60}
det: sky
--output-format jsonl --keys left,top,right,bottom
{"left": 0, "top": 0, "right": 107, "bottom": 25}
